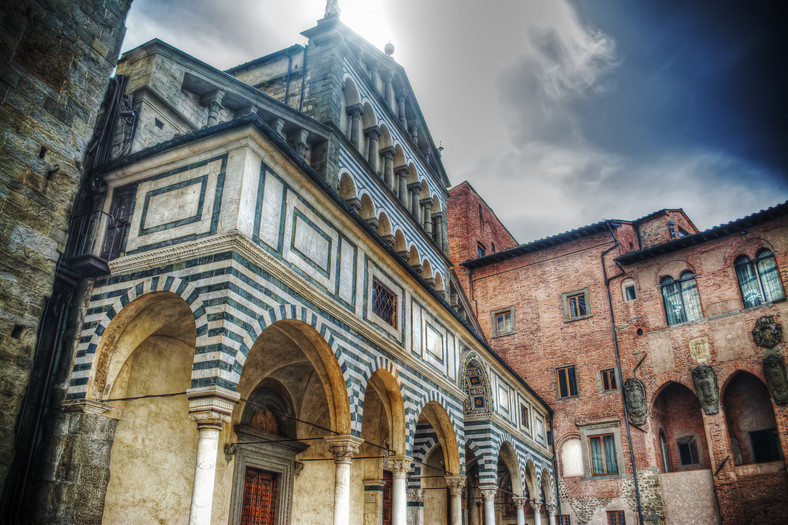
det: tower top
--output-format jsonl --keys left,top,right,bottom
{"left": 324, "top": 0, "right": 340, "bottom": 18}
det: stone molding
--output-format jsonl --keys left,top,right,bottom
{"left": 187, "top": 385, "right": 240, "bottom": 430}
{"left": 325, "top": 435, "right": 363, "bottom": 464}
{"left": 63, "top": 398, "right": 114, "bottom": 415}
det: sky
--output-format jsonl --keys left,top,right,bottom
{"left": 120, "top": 0, "right": 788, "bottom": 243}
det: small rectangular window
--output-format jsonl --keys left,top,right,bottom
{"left": 562, "top": 289, "right": 591, "bottom": 321}
{"left": 600, "top": 369, "right": 618, "bottom": 392}
{"left": 496, "top": 312, "right": 511, "bottom": 333}
{"left": 520, "top": 403, "right": 530, "bottom": 431}
{"left": 372, "top": 278, "right": 397, "bottom": 327}
{"left": 589, "top": 433, "right": 618, "bottom": 475}
{"left": 677, "top": 439, "right": 699, "bottom": 465}
{"left": 607, "top": 511, "right": 626, "bottom": 525}
{"left": 624, "top": 285, "right": 637, "bottom": 301}
{"left": 477, "top": 243, "right": 486, "bottom": 258}
{"left": 556, "top": 366, "right": 578, "bottom": 398}
{"left": 568, "top": 294, "right": 586, "bottom": 317}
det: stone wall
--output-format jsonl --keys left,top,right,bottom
{"left": 0, "top": 0, "right": 131, "bottom": 504}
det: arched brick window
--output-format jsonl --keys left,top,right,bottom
{"left": 734, "top": 249, "right": 785, "bottom": 308}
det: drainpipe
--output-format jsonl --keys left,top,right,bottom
{"left": 550, "top": 417, "right": 562, "bottom": 520}
{"left": 298, "top": 45, "right": 308, "bottom": 112}
{"left": 602, "top": 221, "right": 645, "bottom": 525}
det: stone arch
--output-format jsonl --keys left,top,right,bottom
{"left": 651, "top": 380, "right": 710, "bottom": 472}
{"left": 422, "top": 259, "right": 433, "bottom": 281}
{"left": 524, "top": 460, "right": 538, "bottom": 500}
{"left": 430, "top": 195, "right": 441, "bottom": 215}
{"left": 77, "top": 276, "right": 207, "bottom": 401}
{"left": 434, "top": 272, "right": 444, "bottom": 293}
{"left": 240, "top": 306, "right": 353, "bottom": 435}
{"left": 409, "top": 394, "right": 463, "bottom": 475}
{"left": 393, "top": 229, "right": 407, "bottom": 253}
{"left": 656, "top": 259, "right": 698, "bottom": 281}
{"left": 721, "top": 370, "right": 783, "bottom": 466}
{"left": 360, "top": 367, "right": 407, "bottom": 455}
{"left": 379, "top": 124, "right": 392, "bottom": 149}
{"left": 406, "top": 162, "right": 418, "bottom": 185}
{"left": 723, "top": 236, "right": 777, "bottom": 266}
{"left": 359, "top": 192, "right": 375, "bottom": 221}
{"left": 540, "top": 467, "right": 553, "bottom": 506}
{"left": 498, "top": 441, "right": 525, "bottom": 496}
{"left": 338, "top": 172, "right": 357, "bottom": 201}
{"left": 340, "top": 76, "right": 361, "bottom": 136}
{"left": 408, "top": 245, "right": 421, "bottom": 267}
{"left": 377, "top": 211, "right": 392, "bottom": 237}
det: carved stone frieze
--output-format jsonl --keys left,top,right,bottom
{"left": 764, "top": 354, "right": 788, "bottom": 405}
{"left": 692, "top": 365, "right": 719, "bottom": 415}
{"left": 624, "top": 378, "right": 648, "bottom": 426}
{"left": 753, "top": 315, "right": 783, "bottom": 348}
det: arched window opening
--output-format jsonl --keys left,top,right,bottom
{"left": 651, "top": 382, "right": 710, "bottom": 472}
{"left": 735, "top": 249, "right": 785, "bottom": 308}
{"left": 660, "top": 271, "right": 701, "bottom": 325}
{"left": 723, "top": 373, "right": 784, "bottom": 465}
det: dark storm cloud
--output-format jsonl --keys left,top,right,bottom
{"left": 123, "top": 0, "right": 788, "bottom": 242}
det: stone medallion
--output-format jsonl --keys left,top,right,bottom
{"left": 752, "top": 315, "right": 783, "bottom": 348}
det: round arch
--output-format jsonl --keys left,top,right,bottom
{"left": 362, "top": 368, "right": 407, "bottom": 454}
{"left": 416, "top": 401, "right": 461, "bottom": 474}
{"left": 498, "top": 441, "right": 525, "bottom": 496}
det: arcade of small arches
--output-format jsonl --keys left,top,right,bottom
{"left": 72, "top": 284, "right": 551, "bottom": 524}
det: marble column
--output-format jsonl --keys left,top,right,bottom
{"left": 395, "top": 166, "right": 409, "bottom": 206}
{"left": 480, "top": 487, "right": 497, "bottom": 525}
{"left": 397, "top": 96, "right": 407, "bottom": 127}
{"left": 513, "top": 497, "right": 527, "bottom": 525}
{"left": 201, "top": 90, "right": 225, "bottom": 128}
{"left": 548, "top": 504, "right": 557, "bottom": 525}
{"left": 533, "top": 500, "right": 542, "bottom": 525}
{"left": 420, "top": 198, "right": 433, "bottom": 233}
{"left": 408, "top": 122, "right": 418, "bottom": 142}
{"left": 407, "top": 488, "right": 425, "bottom": 525}
{"left": 390, "top": 456, "right": 412, "bottom": 525}
{"left": 432, "top": 212, "right": 443, "bottom": 247}
{"left": 445, "top": 476, "right": 466, "bottom": 525}
{"left": 469, "top": 497, "right": 481, "bottom": 525}
{"left": 364, "top": 125, "right": 381, "bottom": 173}
{"left": 381, "top": 146, "right": 395, "bottom": 190}
{"left": 385, "top": 76, "right": 395, "bottom": 107}
{"left": 325, "top": 435, "right": 363, "bottom": 525}
{"left": 407, "top": 182, "right": 422, "bottom": 223}
{"left": 186, "top": 387, "right": 240, "bottom": 525}
{"left": 346, "top": 104, "right": 364, "bottom": 149}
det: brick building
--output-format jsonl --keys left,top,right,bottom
{"left": 450, "top": 182, "right": 788, "bottom": 525}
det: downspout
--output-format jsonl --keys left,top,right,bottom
{"left": 298, "top": 45, "right": 308, "bottom": 112}
{"left": 602, "top": 221, "right": 645, "bottom": 525}
{"left": 550, "top": 417, "right": 562, "bottom": 520}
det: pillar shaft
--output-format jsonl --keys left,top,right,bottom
{"left": 347, "top": 104, "right": 364, "bottom": 149}
{"left": 445, "top": 476, "right": 466, "bottom": 525}
{"left": 480, "top": 487, "right": 497, "bottom": 525}
{"left": 325, "top": 435, "right": 363, "bottom": 525}
{"left": 407, "top": 183, "right": 421, "bottom": 223}
{"left": 533, "top": 502, "right": 542, "bottom": 525}
{"left": 390, "top": 456, "right": 411, "bottom": 525}
{"left": 397, "top": 97, "right": 407, "bottom": 127}
{"left": 395, "top": 167, "right": 409, "bottom": 206}
{"left": 364, "top": 126, "right": 380, "bottom": 173}
{"left": 513, "top": 497, "right": 527, "bottom": 525}
{"left": 381, "top": 148, "right": 395, "bottom": 190}
{"left": 186, "top": 387, "right": 239, "bottom": 525}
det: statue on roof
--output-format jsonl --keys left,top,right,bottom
{"left": 325, "top": 0, "right": 341, "bottom": 18}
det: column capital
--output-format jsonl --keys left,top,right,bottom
{"left": 394, "top": 165, "right": 410, "bottom": 177}
{"left": 420, "top": 197, "right": 433, "bottom": 207}
{"left": 380, "top": 145, "right": 396, "bottom": 158}
{"left": 407, "top": 488, "right": 424, "bottom": 503}
{"left": 187, "top": 386, "right": 240, "bottom": 430}
{"left": 346, "top": 103, "right": 365, "bottom": 117}
{"left": 364, "top": 124, "right": 381, "bottom": 138}
{"left": 512, "top": 496, "right": 528, "bottom": 510}
{"left": 407, "top": 181, "right": 422, "bottom": 192}
{"left": 388, "top": 455, "right": 413, "bottom": 476}
{"left": 325, "top": 435, "right": 363, "bottom": 464}
{"left": 444, "top": 475, "right": 466, "bottom": 496}
{"left": 480, "top": 486, "right": 498, "bottom": 503}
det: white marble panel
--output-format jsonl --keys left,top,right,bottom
{"left": 258, "top": 173, "right": 284, "bottom": 249}
{"left": 338, "top": 238, "right": 355, "bottom": 304}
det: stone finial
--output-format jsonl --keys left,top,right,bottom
{"left": 624, "top": 378, "right": 648, "bottom": 426}
{"left": 692, "top": 364, "right": 719, "bottom": 415}
{"left": 324, "top": 0, "right": 341, "bottom": 18}
{"left": 764, "top": 354, "right": 788, "bottom": 405}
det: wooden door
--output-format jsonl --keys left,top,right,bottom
{"left": 241, "top": 467, "right": 277, "bottom": 525}
{"left": 382, "top": 470, "right": 393, "bottom": 525}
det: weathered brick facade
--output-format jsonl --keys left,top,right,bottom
{"left": 451, "top": 183, "right": 788, "bottom": 525}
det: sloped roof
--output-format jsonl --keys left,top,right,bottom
{"left": 616, "top": 201, "right": 788, "bottom": 264}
